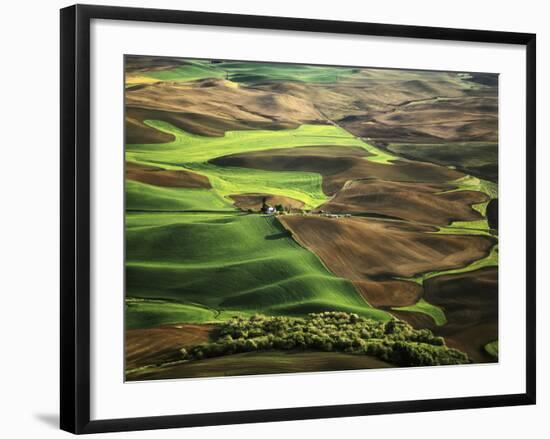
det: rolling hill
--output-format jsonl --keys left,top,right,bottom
{"left": 126, "top": 212, "right": 390, "bottom": 328}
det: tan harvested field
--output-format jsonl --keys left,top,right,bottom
{"left": 125, "top": 324, "right": 213, "bottom": 371}
{"left": 257, "top": 70, "right": 468, "bottom": 119}
{"left": 125, "top": 61, "right": 498, "bottom": 147}
{"left": 125, "top": 78, "right": 324, "bottom": 141}
{"left": 319, "top": 179, "right": 488, "bottom": 225}
{"left": 125, "top": 161, "right": 211, "bottom": 188}
{"left": 230, "top": 193, "right": 304, "bottom": 211}
{"left": 256, "top": 69, "right": 498, "bottom": 144}
{"left": 212, "top": 145, "right": 463, "bottom": 195}
{"left": 352, "top": 96, "right": 498, "bottom": 143}
{"left": 126, "top": 67, "right": 497, "bottom": 147}
{"left": 279, "top": 215, "right": 495, "bottom": 306}
{"left": 126, "top": 350, "right": 394, "bottom": 381}
{"left": 125, "top": 78, "right": 321, "bottom": 119}
{"left": 126, "top": 106, "right": 297, "bottom": 143}
{"left": 125, "top": 55, "right": 188, "bottom": 74}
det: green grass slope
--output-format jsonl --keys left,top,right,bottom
{"left": 127, "top": 122, "right": 368, "bottom": 163}
{"left": 213, "top": 61, "right": 362, "bottom": 84}
{"left": 125, "top": 298, "right": 254, "bottom": 329}
{"left": 126, "top": 180, "right": 236, "bottom": 211}
{"left": 142, "top": 60, "right": 226, "bottom": 82}
{"left": 392, "top": 298, "right": 447, "bottom": 326}
{"left": 137, "top": 59, "right": 363, "bottom": 84}
{"left": 184, "top": 163, "right": 328, "bottom": 208}
{"left": 126, "top": 213, "right": 390, "bottom": 327}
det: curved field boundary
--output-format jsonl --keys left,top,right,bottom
{"left": 391, "top": 298, "right": 447, "bottom": 326}
{"left": 126, "top": 180, "right": 237, "bottom": 211}
{"left": 126, "top": 122, "right": 394, "bottom": 209}
{"left": 134, "top": 59, "right": 365, "bottom": 85}
{"left": 129, "top": 121, "right": 371, "bottom": 161}
{"left": 125, "top": 298, "right": 254, "bottom": 330}
{"left": 431, "top": 175, "right": 498, "bottom": 232}
{"left": 125, "top": 213, "right": 391, "bottom": 329}
{"left": 137, "top": 60, "right": 226, "bottom": 82}
{"left": 396, "top": 244, "right": 498, "bottom": 286}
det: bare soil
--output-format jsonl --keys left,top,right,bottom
{"left": 126, "top": 350, "right": 394, "bottom": 381}
{"left": 279, "top": 215, "right": 495, "bottom": 307}
{"left": 125, "top": 324, "right": 213, "bottom": 370}
{"left": 212, "top": 145, "right": 463, "bottom": 195}
{"left": 319, "top": 179, "right": 488, "bottom": 226}
{"left": 126, "top": 161, "right": 211, "bottom": 188}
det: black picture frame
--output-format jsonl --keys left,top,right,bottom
{"left": 60, "top": 4, "right": 536, "bottom": 434}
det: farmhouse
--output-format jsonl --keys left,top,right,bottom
{"left": 261, "top": 197, "right": 276, "bottom": 214}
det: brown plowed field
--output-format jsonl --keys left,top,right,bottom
{"left": 354, "top": 279, "right": 422, "bottom": 307}
{"left": 126, "top": 350, "right": 394, "bottom": 381}
{"left": 279, "top": 215, "right": 494, "bottom": 307}
{"left": 319, "top": 180, "right": 488, "bottom": 225}
{"left": 125, "top": 324, "right": 213, "bottom": 370}
{"left": 126, "top": 161, "right": 211, "bottom": 188}
{"left": 255, "top": 70, "right": 497, "bottom": 144}
{"left": 425, "top": 267, "right": 498, "bottom": 363}
{"left": 392, "top": 267, "right": 498, "bottom": 363}
{"left": 126, "top": 106, "right": 297, "bottom": 142}
{"left": 125, "top": 78, "right": 325, "bottom": 142}
{"left": 211, "top": 146, "right": 463, "bottom": 195}
{"left": 125, "top": 55, "right": 187, "bottom": 74}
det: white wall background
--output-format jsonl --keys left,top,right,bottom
{"left": 0, "top": 0, "right": 546, "bottom": 437}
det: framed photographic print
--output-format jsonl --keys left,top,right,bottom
{"left": 60, "top": 4, "right": 536, "bottom": 434}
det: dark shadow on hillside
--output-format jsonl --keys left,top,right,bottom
{"left": 265, "top": 231, "right": 291, "bottom": 240}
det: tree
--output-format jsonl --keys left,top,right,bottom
{"left": 182, "top": 313, "right": 470, "bottom": 366}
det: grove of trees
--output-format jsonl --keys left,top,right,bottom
{"left": 180, "top": 312, "right": 469, "bottom": 367}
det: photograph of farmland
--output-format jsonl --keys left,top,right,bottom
{"left": 124, "top": 55, "right": 498, "bottom": 381}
